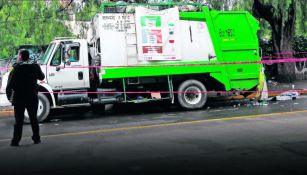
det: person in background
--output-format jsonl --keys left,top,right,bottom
{"left": 68, "top": 49, "right": 77, "bottom": 62}
{"left": 6, "top": 49, "right": 45, "bottom": 147}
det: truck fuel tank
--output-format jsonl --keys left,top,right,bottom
{"left": 58, "top": 91, "right": 88, "bottom": 105}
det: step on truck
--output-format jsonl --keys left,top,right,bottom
{"left": 1, "top": 3, "right": 262, "bottom": 122}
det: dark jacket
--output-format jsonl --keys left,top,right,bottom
{"left": 6, "top": 62, "right": 45, "bottom": 104}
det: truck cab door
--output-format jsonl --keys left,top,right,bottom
{"left": 47, "top": 42, "right": 87, "bottom": 90}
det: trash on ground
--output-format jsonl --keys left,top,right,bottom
{"left": 292, "top": 84, "right": 295, "bottom": 90}
{"left": 276, "top": 96, "right": 292, "bottom": 101}
{"left": 251, "top": 100, "right": 268, "bottom": 106}
{"left": 268, "top": 80, "right": 278, "bottom": 86}
{"left": 276, "top": 91, "right": 299, "bottom": 101}
{"left": 267, "top": 97, "right": 275, "bottom": 101}
{"left": 50, "top": 119, "right": 61, "bottom": 122}
{"left": 232, "top": 99, "right": 269, "bottom": 108}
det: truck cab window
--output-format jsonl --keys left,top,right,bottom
{"left": 67, "top": 46, "right": 80, "bottom": 62}
{"left": 50, "top": 46, "right": 61, "bottom": 66}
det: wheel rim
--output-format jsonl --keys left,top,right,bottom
{"left": 24, "top": 99, "right": 44, "bottom": 119}
{"left": 37, "top": 100, "right": 44, "bottom": 117}
{"left": 183, "top": 86, "right": 202, "bottom": 105}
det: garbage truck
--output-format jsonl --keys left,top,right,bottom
{"left": 0, "top": 3, "right": 262, "bottom": 122}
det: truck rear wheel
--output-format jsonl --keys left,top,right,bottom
{"left": 24, "top": 93, "right": 50, "bottom": 123}
{"left": 177, "top": 79, "right": 207, "bottom": 109}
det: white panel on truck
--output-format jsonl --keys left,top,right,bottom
{"left": 95, "top": 13, "right": 136, "bottom": 67}
{"left": 93, "top": 11, "right": 216, "bottom": 67}
{"left": 135, "top": 7, "right": 182, "bottom": 61}
{"left": 179, "top": 20, "right": 216, "bottom": 61}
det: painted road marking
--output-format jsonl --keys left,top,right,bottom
{"left": 0, "top": 109, "right": 307, "bottom": 143}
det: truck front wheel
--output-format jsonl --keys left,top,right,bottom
{"left": 177, "top": 79, "right": 207, "bottom": 109}
{"left": 24, "top": 93, "right": 51, "bottom": 123}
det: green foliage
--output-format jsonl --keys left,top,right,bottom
{"left": 0, "top": 0, "right": 73, "bottom": 59}
{"left": 296, "top": 0, "right": 306, "bottom": 35}
{"left": 0, "top": 0, "right": 305, "bottom": 59}
{"left": 253, "top": 0, "right": 305, "bottom": 37}
{"left": 233, "top": 0, "right": 252, "bottom": 11}
{"left": 230, "top": 0, "right": 305, "bottom": 45}
{"left": 205, "top": 0, "right": 224, "bottom": 10}
{"left": 293, "top": 35, "right": 307, "bottom": 53}
{"left": 76, "top": 0, "right": 100, "bottom": 21}
{"left": 261, "top": 35, "right": 306, "bottom": 55}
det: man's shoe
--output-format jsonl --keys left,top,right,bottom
{"left": 34, "top": 140, "right": 41, "bottom": 144}
{"left": 10, "top": 142, "right": 19, "bottom": 147}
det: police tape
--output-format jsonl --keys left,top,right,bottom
{"left": 0, "top": 57, "right": 307, "bottom": 70}
{"left": 36, "top": 90, "right": 305, "bottom": 94}
{"left": 273, "top": 52, "right": 307, "bottom": 55}
{"left": 262, "top": 56, "right": 306, "bottom": 59}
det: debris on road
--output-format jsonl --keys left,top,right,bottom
{"left": 268, "top": 80, "right": 278, "bottom": 86}
{"left": 50, "top": 119, "right": 61, "bottom": 122}
{"left": 276, "top": 91, "right": 299, "bottom": 101}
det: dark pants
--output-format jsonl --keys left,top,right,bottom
{"left": 12, "top": 94, "right": 40, "bottom": 144}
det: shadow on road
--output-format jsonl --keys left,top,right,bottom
{"left": 47, "top": 98, "right": 260, "bottom": 123}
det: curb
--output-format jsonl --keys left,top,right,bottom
{"left": 0, "top": 109, "right": 13, "bottom": 117}
{"left": 0, "top": 102, "right": 13, "bottom": 116}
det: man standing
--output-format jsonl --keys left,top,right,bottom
{"left": 6, "top": 49, "right": 45, "bottom": 146}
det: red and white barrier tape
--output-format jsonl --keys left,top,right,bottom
{"left": 35, "top": 90, "right": 306, "bottom": 95}
{"left": 0, "top": 57, "right": 307, "bottom": 70}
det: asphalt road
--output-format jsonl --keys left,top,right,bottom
{"left": 0, "top": 98, "right": 307, "bottom": 175}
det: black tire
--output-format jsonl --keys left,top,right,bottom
{"left": 177, "top": 79, "right": 207, "bottom": 109}
{"left": 24, "top": 93, "right": 51, "bottom": 123}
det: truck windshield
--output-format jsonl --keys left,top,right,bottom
{"left": 38, "top": 43, "right": 56, "bottom": 65}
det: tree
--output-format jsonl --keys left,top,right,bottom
{"left": 252, "top": 0, "right": 301, "bottom": 82}
{"left": 76, "top": 0, "right": 100, "bottom": 21}
{"left": 0, "top": 0, "right": 73, "bottom": 58}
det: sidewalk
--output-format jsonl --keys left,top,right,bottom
{"left": 267, "top": 80, "right": 307, "bottom": 95}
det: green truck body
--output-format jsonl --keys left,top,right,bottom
{"left": 100, "top": 5, "right": 261, "bottom": 91}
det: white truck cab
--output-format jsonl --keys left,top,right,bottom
{"left": 42, "top": 38, "right": 90, "bottom": 90}
{"left": 0, "top": 38, "right": 92, "bottom": 122}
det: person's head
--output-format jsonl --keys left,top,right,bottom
{"left": 69, "top": 49, "right": 74, "bottom": 57}
{"left": 19, "top": 49, "right": 30, "bottom": 62}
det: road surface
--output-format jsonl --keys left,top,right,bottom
{"left": 0, "top": 98, "right": 307, "bottom": 175}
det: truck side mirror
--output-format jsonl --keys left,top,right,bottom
{"left": 63, "top": 45, "right": 71, "bottom": 67}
